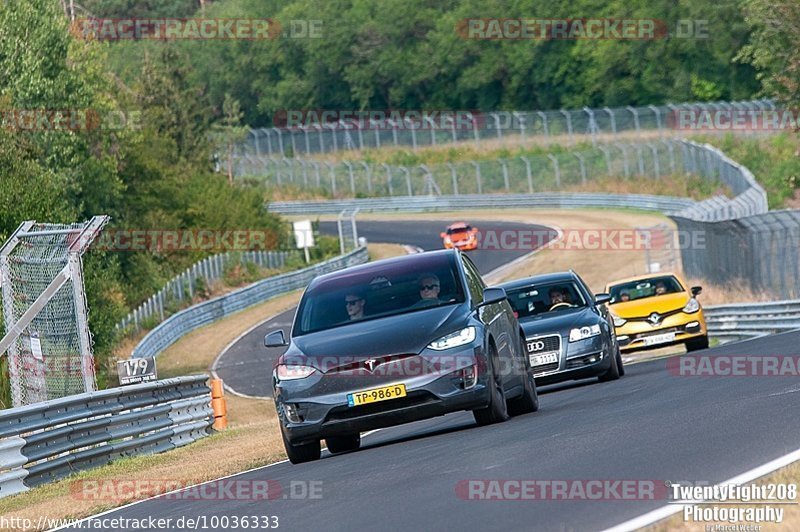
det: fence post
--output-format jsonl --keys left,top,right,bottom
{"left": 538, "top": 111, "right": 549, "bottom": 137}
{"left": 649, "top": 105, "right": 663, "bottom": 136}
{"left": 470, "top": 161, "right": 482, "bottom": 194}
{"left": 604, "top": 107, "right": 616, "bottom": 134}
{"left": 514, "top": 111, "right": 526, "bottom": 141}
{"left": 499, "top": 159, "right": 510, "bottom": 191}
{"left": 401, "top": 166, "right": 413, "bottom": 196}
{"left": 360, "top": 161, "right": 373, "bottom": 194}
{"left": 574, "top": 153, "right": 587, "bottom": 184}
{"left": 560, "top": 110, "right": 573, "bottom": 144}
{"left": 382, "top": 163, "right": 393, "bottom": 196}
{"left": 547, "top": 154, "right": 560, "bottom": 188}
{"left": 324, "top": 162, "right": 337, "bottom": 196}
{"left": 447, "top": 163, "right": 459, "bottom": 195}
{"left": 597, "top": 146, "right": 612, "bottom": 175}
{"left": 343, "top": 161, "right": 356, "bottom": 195}
{"left": 520, "top": 156, "right": 533, "bottom": 193}
{"left": 627, "top": 106, "right": 640, "bottom": 133}
{"left": 272, "top": 127, "right": 284, "bottom": 156}
{"left": 647, "top": 143, "right": 660, "bottom": 177}
{"left": 584, "top": 107, "right": 598, "bottom": 146}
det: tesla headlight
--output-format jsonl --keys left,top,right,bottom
{"left": 612, "top": 314, "right": 627, "bottom": 327}
{"left": 683, "top": 298, "right": 700, "bottom": 313}
{"left": 428, "top": 326, "right": 476, "bottom": 351}
{"left": 276, "top": 364, "right": 317, "bottom": 381}
{"left": 569, "top": 324, "right": 601, "bottom": 342}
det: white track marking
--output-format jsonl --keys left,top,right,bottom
{"left": 602, "top": 446, "right": 800, "bottom": 531}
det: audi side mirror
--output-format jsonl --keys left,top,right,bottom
{"left": 594, "top": 293, "right": 612, "bottom": 305}
{"left": 265, "top": 330, "right": 288, "bottom": 348}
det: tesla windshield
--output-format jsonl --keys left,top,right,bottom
{"left": 293, "top": 254, "right": 466, "bottom": 335}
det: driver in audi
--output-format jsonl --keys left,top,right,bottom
{"left": 548, "top": 288, "right": 569, "bottom": 311}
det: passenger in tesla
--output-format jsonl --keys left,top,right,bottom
{"left": 344, "top": 291, "right": 366, "bottom": 320}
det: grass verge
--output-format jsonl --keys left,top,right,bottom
{"left": 0, "top": 244, "right": 408, "bottom": 528}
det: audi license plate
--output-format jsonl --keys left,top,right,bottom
{"left": 529, "top": 352, "right": 558, "bottom": 367}
{"left": 347, "top": 384, "right": 407, "bottom": 407}
{"left": 644, "top": 332, "right": 676, "bottom": 346}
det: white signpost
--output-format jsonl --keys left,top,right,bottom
{"left": 293, "top": 219, "right": 315, "bottom": 263}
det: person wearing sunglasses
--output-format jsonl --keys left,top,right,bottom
{"left": 344, "top": 291, "right": 366, "bottom": 320}
{"left": 410, "top": 274, "right": 443, "bottom": 309}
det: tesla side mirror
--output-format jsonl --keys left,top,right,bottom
{"left": 265, "top": 330, "right": 288, "bottom": 348}
{"left": 595, "top": 293, "right": 612, "bottom": 305}
{"left": 478, "top": 287, "right": 507, "bottom": 307}
{"left": 691, "top": 286, "right": 702, "bottom": 296}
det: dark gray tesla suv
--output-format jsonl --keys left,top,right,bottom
{"left": 497, "top": 271, "right": 624, "bottom": 386}
{"left": 265, "top": 249, "right": 538, "bottom": 464}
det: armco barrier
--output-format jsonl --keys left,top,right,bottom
{"left": 269, "top": 192, "right": 697, "bottom": 216}
{"left": 704, "top": 301, "right": 800, "bottom": 342}
{"left": 132, "top": 246, "right": 370, "bottom": 360}
{"left": 0, "top": 375, "right": 212, "bottom": 498}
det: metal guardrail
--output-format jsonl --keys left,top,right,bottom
{"left": 118, "top": 250, "right": 296, "bottom": 334}
{"left": 0, "top": 375, "right": 212, "bottom": 499}
{"left": 269, "top": 192, "right": 697, "bottom": 216}
{"left": 704, "top": 301, "right": 800, "bottom": 342}
{"left": 132, "top": 247, "right": 370, "bottom": 360}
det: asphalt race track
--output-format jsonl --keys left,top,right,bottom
{"left": 215, "top": 219, "right": 552, "bottom": 398}
{"left": 80, "top": 332, "right": 800, "bottom": 531}
{"left": 74, "top": 219, "right": 800, "bottom": 531}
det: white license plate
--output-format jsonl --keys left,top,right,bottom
{"left": 644, "top": 332, "right": 676, "bottom": 346}
{"left": 530, "top": 352, "right": 558, "bottom": 366}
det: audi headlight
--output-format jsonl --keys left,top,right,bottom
{"left": 569, "top": 324, "right": 601, "bottom": 342}
{"left": 428, "top": 326, "right": 476, "bottom": 351}
{"left": 683, "top": 298, "right": 700, "bottom": 313}
{"left": 612, "top": 315, "right": 627, "bottom": 327}
{"left": 276, "top": 364, "right": 317, "bottom": 381}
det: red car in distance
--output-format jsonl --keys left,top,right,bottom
{"left": 441, "top": 222, "right": 479, "bottom": 251}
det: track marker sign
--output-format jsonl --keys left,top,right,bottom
{"left": 118, "top": 357, "right": 157, "bottom": 385}
{"left": 293, "top": 219, "right": 315, "bottom": 263}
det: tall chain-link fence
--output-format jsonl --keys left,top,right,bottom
{"left": 667, "top": 145, "right": 799, "bottom": 299}
{"left": 233, "top": 139, "right": 760, "bottom": 206}
{"left": 237, "top": 99, "right": 776, "bottom": 158}
{"left": 0, "top": 217, "right": 108, "bottom": 407}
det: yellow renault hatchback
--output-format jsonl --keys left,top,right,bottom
{"left": 605, "top": 272, "right": 708, "bottom": 352}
